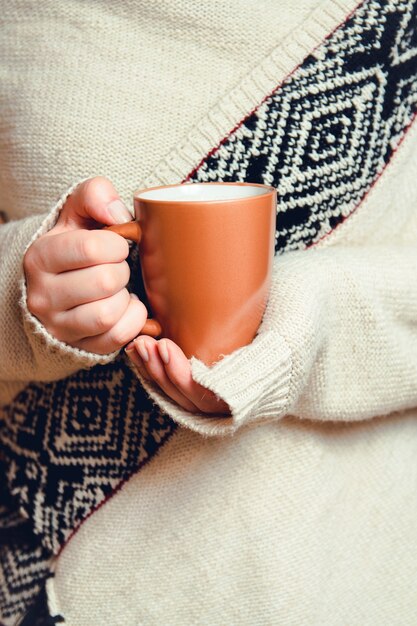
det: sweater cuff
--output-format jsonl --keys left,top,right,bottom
{"left": 134, "top": 330, "right": 292, "bottom": 437}
{"left": 20, "top": 181, "right": 118, "bottom": 373}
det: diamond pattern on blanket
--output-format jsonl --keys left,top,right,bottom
{"left": 190, "top": 0, "right": 417, "bottom": 251}
{"left": 0, "top": 483, "right": 52, "bottom": 624}
{"left": 0, "top": 356, "right": 175, "bottom": 555}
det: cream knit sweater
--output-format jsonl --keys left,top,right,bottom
{"left": 1, "top": 0, "right": 417, "bottom": 624}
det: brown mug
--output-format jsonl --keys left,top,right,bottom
{"left": 107, "top": 182, "right": 276, "bottom": 365}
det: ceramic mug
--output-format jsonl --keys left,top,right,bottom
{"left": 106, "top": 182, "right": 276, "bottom": 365}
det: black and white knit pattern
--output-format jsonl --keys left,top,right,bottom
{"left": 0, "top": 483, "right": 52, "bottom": 624}
{"left": 0, "top": 0, "right": 416, "bottom": 621}
{"left": 0, "top": 352, "right": 176, "bottom": 623}
{"left": 0, "top": 537, "right": 52, "bottom": 625}
{"left": 190, "top": 0, "right": 417, "bottom": 251}
{"left": 1, "top": 356, "right": 175, "bottom": 555}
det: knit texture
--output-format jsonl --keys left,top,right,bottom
{"left": 136, "top": 0, "right": 417, "bottom": 435}
{"left": 0, "top": 0, "right": 417, "bottom": 623}
{"left": 53, "top": 412, "right": 417, "bottom": 626}
{"left": 0, "top": 0, "right": 341, "bottom": 408}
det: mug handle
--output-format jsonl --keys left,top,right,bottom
{"left": 105, "top": 222, "right": 162, "bottom": 338}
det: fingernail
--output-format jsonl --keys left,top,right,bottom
{"left": 158, "top": 339, "right": 170, "bottom": 364}
{"left": 107, "top": 199, "right": 132, "bottom": 224}
{"left": 130, "top": 293, "right": 139, "bottom": 300}
{"left": 135, "top": 338, "right": 149, "bottom": 362}
{"left": 125, "top": 343, "right": 151, "bottom": 380}
{"left": 125, "top": 341, "right": 135, "bottom": 352}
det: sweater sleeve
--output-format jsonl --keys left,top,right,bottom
{"left": 136, "top": 243, "right": 417, "bottom": 436}
{"left": 0, "top": 185, "right": 118, "bottom": 395}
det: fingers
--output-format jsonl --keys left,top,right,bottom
{"left": 46, "top": 261, "right": 130, "bottom": 310}
{"left": 124, "top": 344, "right": 152, "bottom": 381}
{"left": 56, "top": 176, "right": 133, "bottom": 230}
{"left": 71, "top": 293, "right": 149, "bottom": 354}
{"left": 126, "top": 337, "right": 230, "bottom": 415}
{"left": 128, "top": 338, "right": 200, "bottom": 413}
{"left": 23, "top": 177, "right": 145, "bottom": 353}
{"left": 31, "top": 229, "right": 130, "bottom": 273}
{"left": 50, "top": 288, "right": 131, "bottom": 342}
{"left": 159, "top": 339, "right": 230, "bottom": 414}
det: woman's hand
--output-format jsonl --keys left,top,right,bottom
{"left": 24, "top": 177, "right": 148, "bottom": 354}
{"left": 125, "top": 336, "right": 231, "bottom": 415}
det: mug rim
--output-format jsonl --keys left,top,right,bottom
{"left": 133, "top": 181, "right": 276, "bottom": 204}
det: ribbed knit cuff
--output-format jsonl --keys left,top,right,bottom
{"left": 20, "top": 180, "right": 119, "bottom": 372}
{"left": 133, "top": 330, "right": 292, "bottom": 437}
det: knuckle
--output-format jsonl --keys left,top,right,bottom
{"left": 79, "top": 233, "right": 99, "bottom": 265}
{"left": 83, "top": 176, "right": 113, "bottom": 204}
{"left": 108, "top": 323, "right": 132, "bottom": 348}
{"left": 132, "top": 300, "right": 148, "bottom": 330}
{"left": 109, "top": 298, "right": 147, "bottom": 347}
{"left": 36, "top": 244, "right": 56, "bottom": 273}
{"left": 116, "top": 237, "right": 130, "bottom": 260}
{"left": 26, "top": 290, "right": 48, "bottom": 317}
{"left": 94, "top": 302, "right": 119, "bottom": 333}
{"left": 136, "top": 299, "right": 148, "bottom": 318}
{"left": 23, "top": 245, "right": 40, "bottom": 275}
{"left": 96, "top": 270, "right": 120, "bottom": 296}
{"left": 121, "top": 261, "right": 131, "bottom": 285}
{"left": 86, "top": 175, "right": 112, "bottom": 190}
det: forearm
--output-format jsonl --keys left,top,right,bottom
{"left": 0, "top": 191, "right": 116, "bottom": 396}
{"left": 288, "top": 244, "right": 417, "bottom": 421}
{"left": 137, "top": 243, "right": 417, "bottom": 435}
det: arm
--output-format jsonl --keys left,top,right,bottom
{"left": 0, "top": 177, "right": 146, "bottom": 393}
{"left": 127, "top": 242, "right": 417, "bottom": 435}
{"left": 0, "top": 205, "right": 111, "bottom": 388}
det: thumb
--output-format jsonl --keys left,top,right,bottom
{"left": 57, "top": 176, "right": 133, "bottom": 230}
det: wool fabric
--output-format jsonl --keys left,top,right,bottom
{"left": 1, "top": 0, "right": 417, "bottom": 624}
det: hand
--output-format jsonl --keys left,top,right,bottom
{"left": 24, "top": 177, "right": 148, "bottom": 354}
{"left": 125, "top": 336, "right": 231, "bottom": 415}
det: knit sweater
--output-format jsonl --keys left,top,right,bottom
{"left": 1, "top": 0, "right": 417, "bottom": 624}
